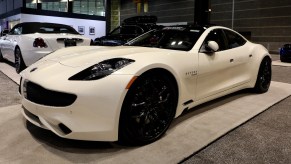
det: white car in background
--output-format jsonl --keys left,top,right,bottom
{"left": 20, "top": 25, "right": 271, "bottom": 145}
{"left": 0, "top": 22, "right": 92, "bottom": 73}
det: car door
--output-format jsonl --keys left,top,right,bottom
{"left": 196, "top": 29, "right": 248, "bottom": 100}
{"left": 222, "top": 29, "right": 251, "bottom": 85}
{"left": 1, "top": 33, "right": 11, "bottom": 59}
{"left": 1, "top": 25, "right": 22, "bottom": 62}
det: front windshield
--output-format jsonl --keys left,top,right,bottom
{"left": 126, "top": 27, "right": 204, "bottom": 51}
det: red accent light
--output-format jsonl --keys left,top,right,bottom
{"left": 33, "top": 38, "right": 47, "bottom": 48}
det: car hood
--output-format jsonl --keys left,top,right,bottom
{"left": 40, "top": 46, "right": 171, "bottom": 67}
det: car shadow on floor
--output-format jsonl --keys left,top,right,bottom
{"left": 170, "top": 89, "right": 253, "bottom": 128}
{"left": 25, "top": 120, "right": 122, "bottom": 151}
{"left": 0, "top": 59, "right": 15, "bottom": 68}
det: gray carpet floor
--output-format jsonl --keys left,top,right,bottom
{"left": 0, "top": 54, "right": 290, "bottom": 163}
{"left": 183, "top": 55, "right": 291, "bottom": 163}
{"left": 0, "top": 72, "right": 20, "bottom": 107}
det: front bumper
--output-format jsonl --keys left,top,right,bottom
{"left": 20, "top": 74, "right": 134, "bottom": 141}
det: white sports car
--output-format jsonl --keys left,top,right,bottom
{"left": 19, "top": 25, "right": 271, "bottom": 145}
{"left": 0, "top": 22, "right": 91, "bottom": 73}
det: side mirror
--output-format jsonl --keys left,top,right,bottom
{"left": 206, "top": 41, "right": 219, "bottom": 52}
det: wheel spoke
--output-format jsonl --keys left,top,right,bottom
{"left": 125, "top": 74, "right": 176, "bottom": 142}
{"left": 260, "top": 60, "right": 271, "bottom": 88}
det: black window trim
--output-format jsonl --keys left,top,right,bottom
{"left": 199, "top": 29, "right": 228, "bottom": 53}
{"left": 222, "top": 29, "right": 247, "bottom": 50}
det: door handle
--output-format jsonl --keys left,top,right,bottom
{"left": 230, "top": 59, "right": 234, "bottom": 63}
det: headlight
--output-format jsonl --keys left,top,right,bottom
{"left": 69, "top": 58, "right": 135, "bottom": 80}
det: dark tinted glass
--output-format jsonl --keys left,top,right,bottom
{"left": 127, "top": 27, "right": 203, "bottom": 51}
{"left": 9, "top": 26, "right": 22, "bottom": 35}
{"left": 20, "top": 23, "right": 79, "bottom": 34}
{"left": 203, "top": 29, "right": 227, "bottom": 51}
{"left": 224, "top": 29, "right": 246, "bottom": 49}
{"left": 38, "top": 26, "right": 78, "bottom": 34}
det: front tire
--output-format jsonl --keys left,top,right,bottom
{"left": 253, "top": 57, "right": 272, "bottom": 93}
{"left": 15, "top": 47, "right": 26, "bottom": 73}
{"left": 119, "top": 71, "right": 178, "bottom": 145}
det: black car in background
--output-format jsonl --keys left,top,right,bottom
{"left": 94, "top": 16, "right": 162, "bottom": 46}
{"left": 280, "top": 44, "right": 291, "bottom": 62}
{"left": 0, "top": 29, "right": 9, "bottom": 36}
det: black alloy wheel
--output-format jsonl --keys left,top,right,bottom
{"left": 15, "top": 47, "right": 26, "bottom": 73}
{"left": 254, "top": 57, "right": 272, "bottom": 93}
{"left": 0, "top": 49, "right": 3, "bottom": 62}
{"left": 119, "top": 71, "right": 178, "bottom": 145}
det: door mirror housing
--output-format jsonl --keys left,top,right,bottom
{"left": 206, "top": 41, "right": 219, "bottom": 52}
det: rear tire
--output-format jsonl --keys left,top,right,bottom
{"left": 119, "top": 71, "right": 178, "bottom": 145}
{"left": 253, "top": 57, "right": 272, "bottom": 93}
{"left": 15, "top": 47, "right": 26, "bottom": 73}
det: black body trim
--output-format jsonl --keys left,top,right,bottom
{"left": 25, "top": 81, "right": 77, "bottom": 107}
{"left": 183, "top": 99, "right": 194, "bottom": 106}
{"left": 23, "top": 106, "right": 42, "bottom": 125}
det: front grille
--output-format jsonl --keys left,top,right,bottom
{"left": 25, "top": 81, "right": 77, "bottom": 107}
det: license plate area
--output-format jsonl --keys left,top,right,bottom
{"left": 64, "top": 39, "right": 76, "bottom": 47}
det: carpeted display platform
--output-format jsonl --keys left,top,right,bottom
{"left": 0, "top": 82, "right": 291, "bottom": 163}
{"left": 0, "top": 63, "right": 20, "bottom": 85}
{"left": 272, "top": 60, "right": 291, "bottom": 67}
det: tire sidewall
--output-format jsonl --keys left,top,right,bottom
{"left": 15, "top": 47, "right": 24, "bottom": 73}
{"left": 255, "top": 57, "right": 272, "bottom": 93}
{"left": 119, "top": 71, "right": 178, "bottom": 145}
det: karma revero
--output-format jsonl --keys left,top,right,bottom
{"left": 19, "top": 25, "right": 271, "bottom": 145}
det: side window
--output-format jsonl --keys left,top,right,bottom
{"left": 202, "top": 29, "right": 227, "bottom": 52}
{"left": 224, "top": 30, "right": 246, "bottom": 49}
{"left": 10, "top": 26, "right": 22, "bottom": 35}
